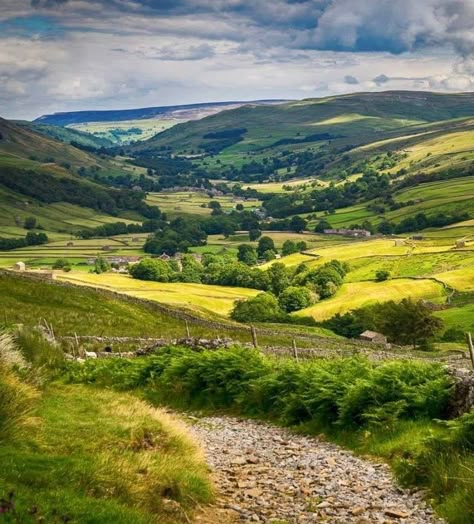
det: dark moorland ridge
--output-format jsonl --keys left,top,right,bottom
{"left": 34, "top": 99, "right": 290, "bottom": 126}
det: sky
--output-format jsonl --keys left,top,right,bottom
{"left": 2, "top": 0, "right": 474, "bottom": 119}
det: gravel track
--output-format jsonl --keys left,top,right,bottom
{"left": 191, "top": 416, "right": 444, "bottom": 524}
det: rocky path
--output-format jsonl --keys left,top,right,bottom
{"left": 191, "top": 416, "right": 444, "bottom": 524}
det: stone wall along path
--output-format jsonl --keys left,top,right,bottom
{"left": 191, "top": 416, "right": 444, "bottom": 524}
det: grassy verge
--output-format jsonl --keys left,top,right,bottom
{"left": 66, "top": 346, "right": 474, "bottom": 524}
{"left": 0, "top": 333, "right": 213, "bottom": 523}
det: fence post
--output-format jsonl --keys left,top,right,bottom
{"left": 292, "top": 339, "right": 299, "bottom": 363}
{"left": 185, "top": 320, "right": 191, "bottom": 338}
{"left": 466, "top": 332, "right": 474, "bottom": 369}
{"left": 251, "top": 326, "right": 258, "bottom": 348}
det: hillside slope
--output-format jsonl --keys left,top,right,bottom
{"left": 0, "top": 118, "right": 157, "bottom": 236}
{"left": 35, "top": 99, "right": 288, "bottom": 126}
{"left": 131, "top": 91, "right": 474, "bottom": 156}
{"left": 18, "top": 121, "right": 114, "bottom": 149}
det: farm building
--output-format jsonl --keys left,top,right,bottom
{"left": 412, "top": 235, "right": 424, "bottom": 241}
{"left": 394, "top": 239, "right": 405, "bottom": 247}
{"left": 359, "top": 330, "right": 388, "bottom": 345}
{"left": 455, "top": 240, "right": 467, "bottom": 248}
{"left": 67, "top": 242, "right": 74, "bottom": 247}
{"left": 109, "top": 256, "right": 141, "bottom": 266}
{"left": 324, "top": 228, "right": 371, "bottom": 238}
{"left": 13, "top": 261, "right": 26, "bottom": 271}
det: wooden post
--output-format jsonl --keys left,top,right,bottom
{"left": 185, "top": 320, "right": 191, "bottom": 338}
{"left": 292, "top": 339, "right": 299, "bottom": 363}
{"left": 251, "top": 326, "right": 258, "bottom": 348}
{"left": 466, "top": 332, "right": 474, "bottom": 369}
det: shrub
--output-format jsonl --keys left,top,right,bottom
{"left": 375, "top": 270, "right": 391, "bottom": 282}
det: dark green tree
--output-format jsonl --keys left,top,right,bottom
{"left": 237, "top": 244, "right": 258, "bottom": 266}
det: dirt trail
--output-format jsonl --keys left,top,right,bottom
{"left": 191, "top": 416, "right": 444, "bottom": 524}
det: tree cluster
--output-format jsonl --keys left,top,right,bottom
{"left": 323, "top": 298, "right": 443, "bottom": 349}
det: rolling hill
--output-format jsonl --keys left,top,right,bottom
{"left": 18, "top": 121, "right": 114, "bottom": 149}
{"left": 0, "top": 118, "right": 157, "bottom": 237}
{"left": 130, "top": 91, "right": 474, "bottom": 156}
{"left": 35, "top": 100, "right": 288, "bottom": 126}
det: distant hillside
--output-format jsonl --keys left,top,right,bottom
{"left": 131, "top": 91, "right": 474, "bottom": 156}
{"left": 34, "top": 100, "right": 289, "bottom": 127}
{"left": 0, "top": 117, "right": 101, "bottom": 167}
{"left": 0, "top": 118, "right": 158, "bottom": 236}
{"left": 18, "top": 121, "right": 114, "bottom": 149}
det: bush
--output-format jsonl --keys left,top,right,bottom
{"left": 68, "top": 346, "right": 453, "bottom": 430}
{"left": 375, "top": 270, "right": 391, "bottom": 282}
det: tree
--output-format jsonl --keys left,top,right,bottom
{"left": 236, "top": 203, "right": 244, "bottom": 211}
{"left": 257, "top": 236, "right": 276, "bottom": 258}
{"left": 52, "top": 258, "right": 69, "bottom": 270}
{"left": 93, "top": 256, "right": 110, "bottom": 274}
{"left": 129, "top": 258, "right": 173, "bottom": 282}
{"left": 237, "top": 244, "right": 258, "bottom": 266}
{"left": 289, "top": 215, "right": 307, "bottom": 233}
{"left": 296, "top": 241, "right": 307, "bottom": 252}
{"left": 263, "top": 249, "right": 276, "bottom": 262}
{"left": 282, "top": 240, "right": 297, "bottom": 256}
{"left": 24, "top": 216, "right": 37, "bottom": 230}
{"left": 267, "top": 262, "right": 291, "bottom": 295}
{"left": 25, "top": 232, "right": 48, "bottom": 246}
{"left": 249, "top": 229, "right": 262, "bottom": 241}
{"left": 314, "top": 220, "right": 331, "bottom": 233}
{"left": 378, "top": 299, "right": 443, "bottom": 349}
{"left": 278, "top": 286, "right": 313, "bottom": 312}
{"left": 208, "top": 200, "right": 221, "bottom": 210}
{"left": 375, "top": 270, "right": 391, "bottom": 282}
{"left": 231, "top": 293, "right": 285, "bottom": 323}
{"left": 378, "top": 221, "right": 395, "bottom": 235}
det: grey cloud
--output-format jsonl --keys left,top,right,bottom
{"left": 26, "top": 0, "right": 474, "bottom": 58}
{"left": 373, "top": 74, "right": 390, "bottom": 86}
{"left": 344, "top": 75, "right": 359, "bottom": 85}
{"left": 31, "top": 0, "right": 68, "bottom": 6}
{"left": 116, "top": 42, "right": 215, "bottom": 61}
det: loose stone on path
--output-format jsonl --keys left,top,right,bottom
{"left": 191, "top": 416, "right": 444, "bottom": 524}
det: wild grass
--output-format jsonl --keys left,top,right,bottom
{"left": 0, "top": 385, "right": 213, "bottom": 523}
{"left": 0, "top": 331, "right": 39, "bottom": 446}
{"left": 0, "top": 328, "right": 214, "bottom": 523}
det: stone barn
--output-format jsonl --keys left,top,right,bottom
{"left": 359, "top": 330, "right": 388, "bottom": 345}
{"left": 13, "top": 261, "right": 26, "bottom": 271}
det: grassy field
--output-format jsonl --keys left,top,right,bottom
{"left": 305, "top": 176, "right": 474, "bottom": 230}
{"left": 59, "top": 272, "right": 260, "bottom": 317}
{"left": 245, "top": 177, "right": 320, "bottom": 193}
{"left": 69, "top": 118, "right": 182, "bottom": 144}
{"left": 265, "top": 238, "right": 458, "bottom": 269}
{"left": 0, "top": 381, "right": 213, "bottom": 523}
{"left": 295, "top": 279, "right": 446, "bottom": 320}
{"left": 146, "top": 191, "right": 262, "bottom": 217}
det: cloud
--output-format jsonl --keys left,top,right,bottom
{"left": 1, "top": 0, "right": 474, "bottom": 119}
{"left": 344, "top": 75, "right": 359, "bottom": 85}
{"left": 373, "top": 74, "right": 390, "bottom": 86}
{"left": 115, "top": 42, "right": 215, "bottom": 61}
{"left": 31, "top": 0, "right": 68, "bottom": 7}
